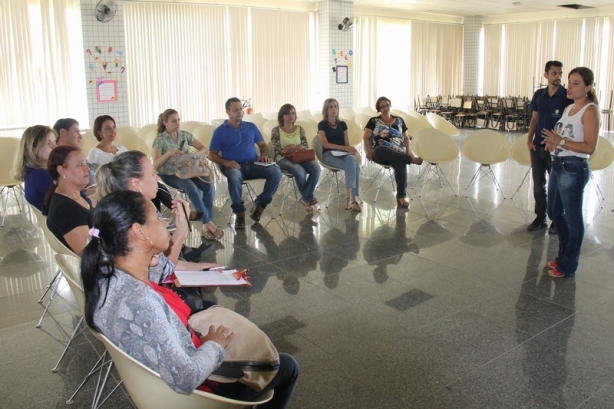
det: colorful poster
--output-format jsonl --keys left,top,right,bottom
{"left": 97, "top": 80, "right": 118, "bottom": 102}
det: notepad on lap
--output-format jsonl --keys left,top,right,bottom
{"left": 174, "top": 270, "right": 250, "bottom": 287}
{"left": 331, "top": 150, "right": 348, "bottom": 156}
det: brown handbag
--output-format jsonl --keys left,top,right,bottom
{"left": 284, "top": 146, "right": 315, "bottom": 164}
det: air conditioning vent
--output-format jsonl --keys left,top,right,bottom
{"left": 558, "top": 4, "right": 595, "bottom": 10}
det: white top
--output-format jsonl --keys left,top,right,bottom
{"left": 553, "top": 102, "right": 596, "bottom": 159}
{"left": 87, "top": 145, "right": 128, "bottom": 168}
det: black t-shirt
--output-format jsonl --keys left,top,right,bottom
{"left": 318, "top": 121, "right": 348, "bottom": 153}
{"left": 46, "top": 193, "right": 93, "bottom": 252}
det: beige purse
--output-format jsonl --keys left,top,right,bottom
{"left": 188, "top": 305, "right": 280, "bottom": 391}
{"left": 172, "top": 153, "right": 215, "bottom": 183}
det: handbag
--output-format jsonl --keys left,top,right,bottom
{"left": 188, "top": 305, "right": 280, "bottom": 391}
{"left": 172, "top": 153, "right": 215, "bottom": 183}
{"left": 284, "top": 146, "right": 315, "bottom": 164}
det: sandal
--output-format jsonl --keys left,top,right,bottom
{"left": 397, "top": 198, "right": 410, "bottom": 209}
{"left": 345, "top": 198, "right": 361, "bottom": 212}
{"left": 309, "top": 198, "right": 318, "bottom": 206}
{"left": 299, "top": 199, "right": 314, "bottom": 214}
{"left": 201, "top": 225, "right": 225, "bottom": 240}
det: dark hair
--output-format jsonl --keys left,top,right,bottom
{"left": 545, "top": 61, "right": 563, "bottom": 73}
{"left": 157, "top": 109, "right": 178, "bottom": 134}
{"left": 93, "top": 115, "right": 116, "bottom": 142}
{"left": 277, "top": 103, "right": 296, "bottom": 127}
{"left": 42, "top": 145, "right": 81, "bottom": 214}
{"left": 53, "top": 118, "right": 79, "bottom": 138}
{"left": 82, "top": 191, "right": 149, "bottom": 331}
{"left": 95, "top": 150, "right": 147, "bottom": 198}
{"left": 569, "top": 67, "right": 598, "bottom": 104}
{"left": 225, "top": 97, "right": 241, "bottom": 111}
{"left": 375, "top": 96, "right": 392, "bottom": 113}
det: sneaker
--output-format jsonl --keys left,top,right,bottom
{"left": 527, "top": 217, "right": 547, "bottom": 231}
{"left": 250, "top": 205, "right": 265, "bottom": 222}
{"left": 235, "top": 212, "right": 246, "bottom": 229}
{"left": 547, "top": 260, "right": 558, "bottom": 269}
{"left": 548, "top": 223, "right": 557, "bottom": 235}
{"left": 548, "top": 268, "right": 565, "bottom": 278}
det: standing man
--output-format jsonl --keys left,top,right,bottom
{"left": 209, "top": 98, "right": 282, "bottom": 229}
{"left": 527, "top": 61, "right": 573, "bottom": 233}
{"left": 53, "top": 118, "right": 82, "bottom": 147}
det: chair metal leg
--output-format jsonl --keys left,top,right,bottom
{"left": 36, "top": 270, "right": 62, "bottom": 328}
{"left": 52, "top": 316, "right": 85, "bottom": 372}
{"left": 511, "top": 168, "right": 531, "bottom": 199}
{"left": 466, "top": 164, "right": 507, "bottom": 198}
{"left": 413, "top": 163, "right": 457, "bottom": 197}
{"left": 589, "top": 172, "right": 605, "bottom": 203}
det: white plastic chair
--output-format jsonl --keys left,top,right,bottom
{"left": 0, "top": 137, "right": 24, "bottom": 225}
{"left": 354, "top": 113, "right": 372, "bottom": 130}
{"left": 55, "top": 254, "right": 119, "bottom": 408}
{"left": 426, "top": 113, "right": 460, "bottom": 136}
{"left": 137, "top": 124, "right": 158, "bottom": 140}
{"left": 181, "top": 121, "right": 208, "bottom": 133}
{"left": 411, "top": 128, "right": 459, "bottom": 196}
{"left": 339, "top": 108, "right": 355, "bottom": 121}
{"left": 510, "top": 134, "right": 532, "bottom": 199}
{"left": 462, "top": 129, "right": 511, "bottom": 198}
{"left": 261, "top": 120, "right": 278, "bottom": 142}
{"left": 98, "top": 333, "right": 273, "bottom": 408}
{"left": 115, "top": 131, "right": 151, "bottom": 156}
{"left": 588, "top": 136, "right": 614, "bottom": 203}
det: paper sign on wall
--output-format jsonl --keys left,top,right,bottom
{"left": 97, "top": 79, "right": 117, "bottom": 102}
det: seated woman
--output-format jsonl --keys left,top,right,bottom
{"left": 270, "top": 103, "right": 321, "bottom": 213}
{"left": 96, "top": 150, "right": 216, "bottom": 270}
{"left": 43, "top": 146, "right": 92, "bottom": 255}
{"left": 88, "top": 114, "right": 179, "bottom": 216}
{"left": 152, "top": 109, "right": 221, "bottom": 240}
{"left": 318, "top": 98, "right": 361, "bottom": 212}
{"left": 362, "top": 97, "right": 423, "bottom": 209}
{"left": 13, "top": 125, "right": 56, "bottom": 211}
{"left": 82, "top": 191, "right": 299, "bottom": 407}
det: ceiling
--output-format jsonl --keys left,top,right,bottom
{"left": 130, "top": 0, "right": 614, "bottom": 19}
{"left": 352, "top": 0, "right": 612, "bottom": 17}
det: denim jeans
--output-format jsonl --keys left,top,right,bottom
{"left": 211, "top": 353, "right": 299, "bottom": 409}
{"left": 321, "top": 151, "right": 360, "bottom": 197}
{"left": 160, "top": 174, "right": 215, "bottom": 224}
{"left": 278, "top": 158, "right": 321, "bottom": 202}
{"left": 372, "top": 146, "right": 414, "bottom": 199}
{"left": 547, "top": 156, "right": 589, "bottom": 277}
{"left": 530, "top": 145, "right": 552, "bottom": 220}
{"left": 221, "top": 162, "right": 282, "bottom": 213}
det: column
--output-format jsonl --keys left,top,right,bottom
{"left": 463, "top": 16, "right": 483, "bottom": 96}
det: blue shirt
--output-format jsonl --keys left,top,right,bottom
{"left": 530, "top": 86, "right": 572, "bottom": 145}
{"left": 317, "top": 121, "right": 348, "bottom": 153}
{"left": 209, "top": 121, "right": 263, "bottom": 163}
{"left": 24, "top": 167, "right": 53, "bottom": 211}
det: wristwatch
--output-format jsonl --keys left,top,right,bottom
{"left": 559, "top": 138, "right": 567, "bottom": 147}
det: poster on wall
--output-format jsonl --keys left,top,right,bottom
{"left": 336, "top": 66, "right": 348, "bottom": 84}
{"left": 97, "top": 79, "right": 118, "bottom": 102}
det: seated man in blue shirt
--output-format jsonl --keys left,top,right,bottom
{"left": 209, "top": 98, "right": 282, "bottom": 229}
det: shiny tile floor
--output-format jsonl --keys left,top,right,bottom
{"left": 2, "top": 129, "right": 614, "bottom": 408}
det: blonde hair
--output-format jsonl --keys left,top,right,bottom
{"left": 12, "top": 125, "right": 54, "bottom": 181}
{"left": 157, "top": 109, "right": 178, "bottom": 134}
{"left": 321, "top": 98, "right": 339, "bottom": 123}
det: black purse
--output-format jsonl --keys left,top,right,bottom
{"left": 167, "top": 286, "right": 205, "bottom": 314}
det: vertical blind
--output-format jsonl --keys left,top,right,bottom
{"left": 124, "top": 2, "right": 314, "bottom": 125}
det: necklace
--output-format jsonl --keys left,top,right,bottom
{"left": 56, "top": 188, "right": 87, "bottom": 207}
{"left": 327, "top": 120, "right": 338, "bottom": 129}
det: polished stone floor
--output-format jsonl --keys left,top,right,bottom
{"left": 2, "top": 129, "right": 614, "bottom": 408}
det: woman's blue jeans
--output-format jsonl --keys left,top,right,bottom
{"left": 547, "top": 156, "right": 590, "bottom": 277}
{"left": 321, "top": 151, "right": 360, "bottom": 197}
{"left": 278, "top": 158, "right": 321, "bottom": 202}
{"left": 160, "top": 174, "right": 215, "bottom": 224}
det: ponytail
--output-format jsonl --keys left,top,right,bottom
{"left": 157, "top": 109, "right": 178, "bottom": 134}
{"left": 81, "top": 236, "right": 115, "bottom": 332}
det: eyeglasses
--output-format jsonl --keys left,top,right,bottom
{"left": 379, "top": 103, "right": 391, "bottom": 109}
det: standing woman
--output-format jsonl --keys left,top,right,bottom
{"left": 318, "top": 98, "right": 361, "bottom": 212}
{"left": 363, "top": 97, "right": 423, "bottom": 209}
{"left": 152, "top": 109, "right": 222, "bottom": 240}
{"left": 542, "top": 67, "right": 599, "bottom": 278}
{"left": 13, "top": 125, "right": 56, "bottom": 211}
{"left": 270, "top": 104, "right": 321, "bottom": 213}
{"left": 43, "top": 146, "right": 93, "bottom": 255}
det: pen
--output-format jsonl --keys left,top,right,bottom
{"left": 181, "top": 204, "right": 192, "bottom": 233}
{"left": 203, "top": 266, "right": 226, "bottom": 271}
